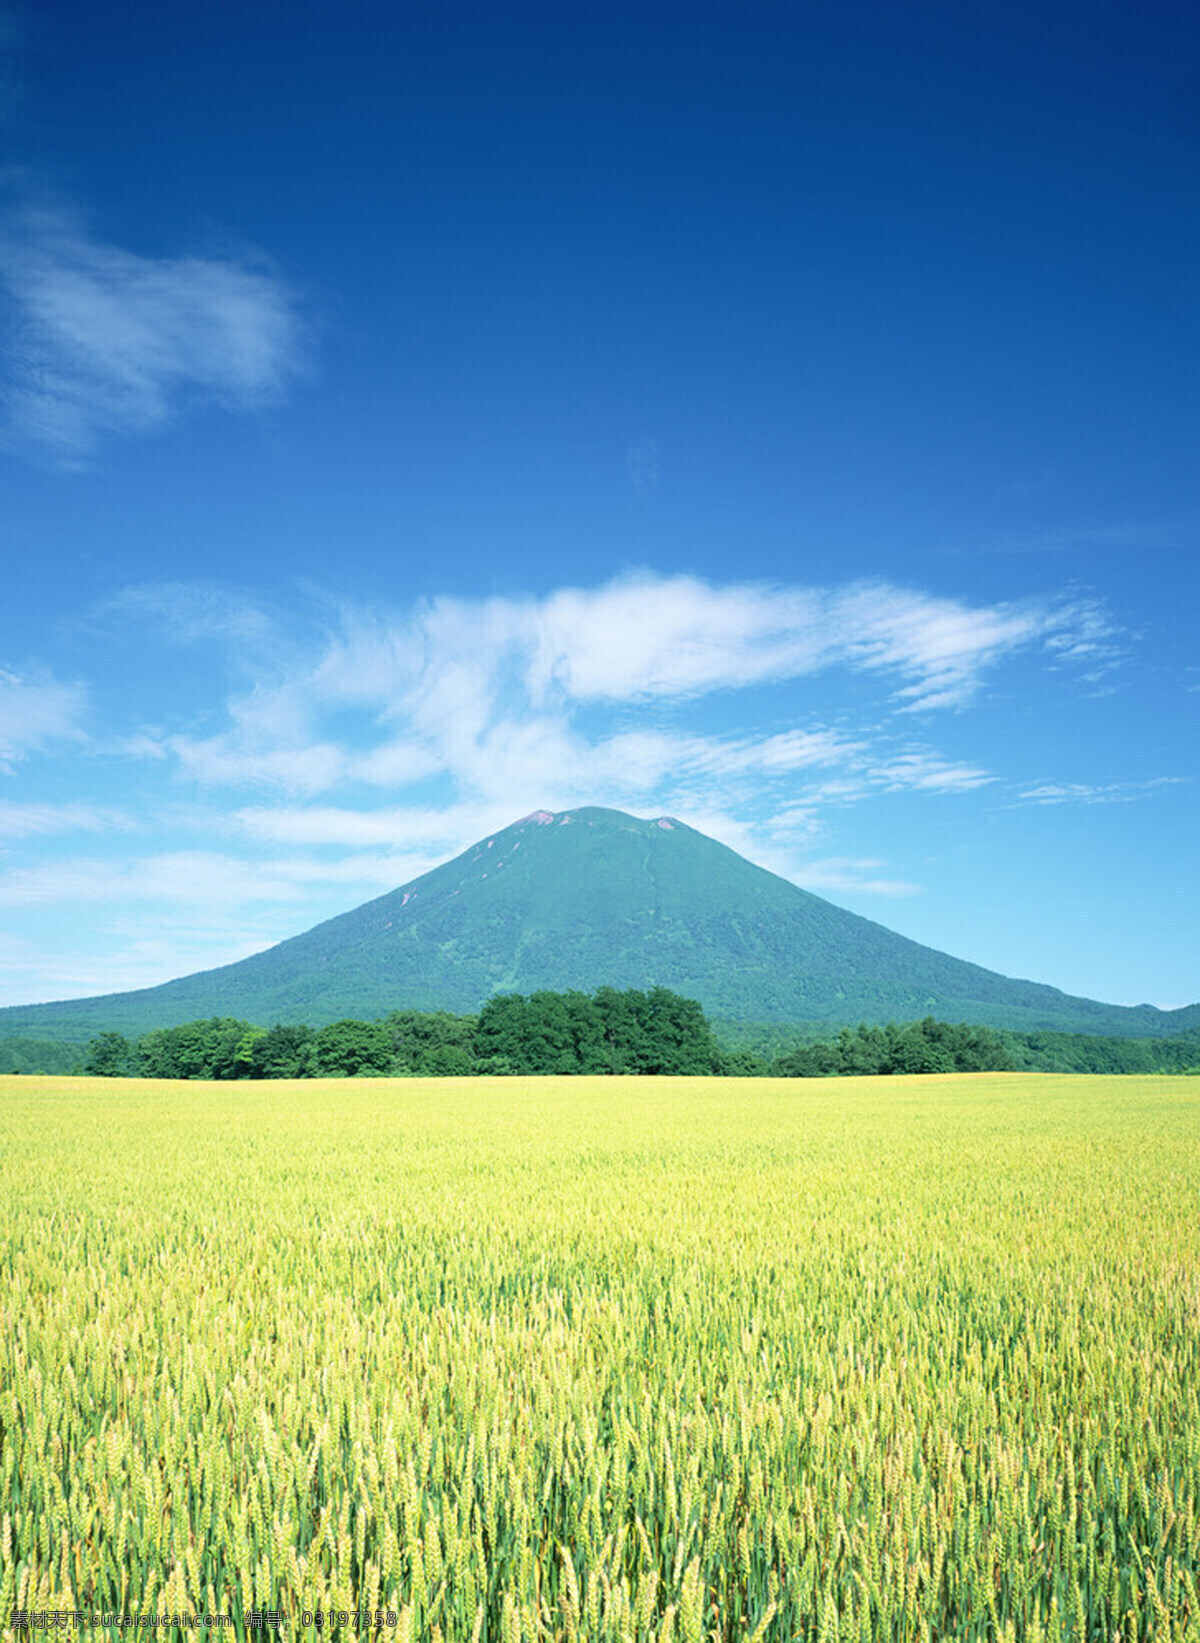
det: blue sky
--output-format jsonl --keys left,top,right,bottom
{"left": 0, "top": 0, "right": 1196, "bottom": 1012}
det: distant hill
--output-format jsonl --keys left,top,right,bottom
{"left": 2, "top": 806, "right": 1195, "bottom": 1042}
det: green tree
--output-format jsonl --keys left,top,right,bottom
{"left": 522, "top": 992, "right": 581, "bottom": 1074}
{"left": 310, "top": 1019, "right": 397, "bottom": 1077}
{"left": 246, "top": 1023, "right": 316, "bottom": 1079}
{"left": 772, "top": 1041, "right": 841, "bottom": 1077}
{"left": 475, "top": 986, "right": 721, "bottom": 1075}
{"left": 837, "top": 1025, "right": 888, "bottom": 1076}
{"left": 641, "top": 987, "right": 723, "bottom": 1074}
{"left": 716, "top": 1047, "right": 771, "bottom": 1076}
{"left": 888, "top": 1022, "right": 954, "bottom": 1075}
{"left": 419, "top": 1042, "right": 476, "bottom": 1076}
{"left": 83, "top": 1031, "right": 139, "bottom": 1077}
{"left": 594, "top": 987, "right": 651, "bottom": 1073}
{"left": 475, "top": 994, "right": 535, "bottom": 1071}
{"left": 136, "top": 1018, "right": 257, "bottom": 1080}
{"left": 385, "top": 1009, "right": 478, "bottom": 1074}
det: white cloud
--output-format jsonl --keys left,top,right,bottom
{"left": 761, "top": 751, "right": 993, "bottom": 815}
{"left": 165, "top": 737, "right": 351, "bottom": 795}
{"left": 1014, "top": 777, "right": 1187, "bottom": 807}
{"left": 1041, "top": 598, "right": 1123, "bottom": 674}
{"left": 0, "top": 799, "right": 129, "bottom": 838}
{"left": 0, "top": 922, "right": 282, "bottom": 1007}
{"left": 234, "top": 801, "right": 511, "bottom": 853}
{"left": 0, "top": 203, "right": 303, "bottom": 459}
{"left": 522, "top": 575, "right": 1094, "bottom": 711}
{"left": 40, "top": 565, "right": 1128, "bottom": 956}
{"left": 0, "top": 667, "right": 87, "bottom": 769}
{"left": 866, "top": 752, "right": 993, "bottom": 793}
{"left": 120, "top": 571, "right": 1109, "bottom": 807}
{"left": 789, "top": 857, "right": 920, "bottom": 897}
{"left": 104, "top": 582, "right": 281, "bottom": 650}
{"left": 0, "top": 847, "right": 409, "bottom": 910}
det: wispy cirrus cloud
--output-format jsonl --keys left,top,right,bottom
{"left": 763, "top": 751, "right": 995, "bottom": 825}
{"left": 0, "top": 846, "right": 410, "bottom": 909}
{"left": 1013, "top": 777, "right": 1187, "bottom": 807}
{"left": 0, "top": 922, "right": 290, "bottom": 1004}
{"left": 0, "top": 201, "right": 304, "bottom": 460}
{"left": 104, "top": 581, "right": 282, "bottom": 650}
{"left": 519, "top": 576, "right": 1081, "bottom": 710}
{"left": 0, "top": 799, "right": 129, "bottom": 838}
{"left": 0, "top": 666, "right": 87, "bottom": 770}
{"left": 788, "top": 856, "right": 921, "bottom": 897}
{"left": 79, "top": 569, "right": 1125, "bottom": 910}
{"left": 233, "top": 803, "right": 500, "bottom": 851}
{"left": 0, "top": 844, "right": 437, "bottom": 1004}
{"left": 116, "top": 571, "right": 1115, "bottom": 806}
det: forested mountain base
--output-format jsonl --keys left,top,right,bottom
{"left": 18, "top": 991, "right": 1195, "bottom": 1080}
{"left": 0, "top": 1037, "right": 85, "bottom": 1075}
{"left": 769, "top": 1018, "right": 1200, "bottom": 1077}
{"left": 78, "top": 988, "right": 726, "bottom": 1080}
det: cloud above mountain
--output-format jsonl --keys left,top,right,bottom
{"left": 115, "top": 572, "right": 1113, "bottom": 811}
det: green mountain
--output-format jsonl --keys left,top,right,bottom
{"left": 2, "top": 806, "right": 1195, "bottom": 1041}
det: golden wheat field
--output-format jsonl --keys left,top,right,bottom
{"left": 1, "top": 1071, "right": 1198, "bottom": 1642}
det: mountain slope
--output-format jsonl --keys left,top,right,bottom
{"left": 2, "top": 806, "right": 1194, "bottom": 1040}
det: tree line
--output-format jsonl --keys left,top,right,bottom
{"left": 763, "top": 1018, "right": 1200, "bottom": 1076}
{"left": 72, "top": 993, "right": 1200, "bottom": 1080}
{"left": 80, "top": 988, "right": 725, "bottom": 1080}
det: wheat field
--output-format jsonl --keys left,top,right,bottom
{"left": 1, "top": 1071, "right": 1197, "bottom": 1641}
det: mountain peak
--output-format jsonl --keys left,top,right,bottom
{"left": 0, "top": 805, "right": 1194, "bottom": 1041}
{"left": 508, "top": 805, "right": 685, "bottom": 841}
